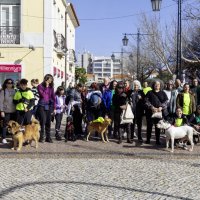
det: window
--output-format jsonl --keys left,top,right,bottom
{"left": 94, "top": 63, "right": 102, "bottom": 67}
{"left": 0, "top": 0, "right": 20, "bottom": 44}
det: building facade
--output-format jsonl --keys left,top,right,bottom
{"left": 0, "top": 0, "right": 79, "bottom": 88}
{"left": 92, "top": 56, "right": 122, "bottom": 82}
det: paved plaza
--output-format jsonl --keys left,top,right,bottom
{"left": 0, "top": 121, "right": 200, "bottom": 199}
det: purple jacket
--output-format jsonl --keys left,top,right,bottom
{"left": 37, "top": 83, "right": 55, "bottom": 109}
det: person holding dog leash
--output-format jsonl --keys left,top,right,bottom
{"left": 37, "top": 74, "right": 55, "bottom": 143}
{"left": 0, "top": 79, "right": 16, "bottom": 144}
{"left": 13, "top": 79, "right": 35, "bottom": 126}
{"left": 144, "top": 80, "right": 168, "bottom": 145}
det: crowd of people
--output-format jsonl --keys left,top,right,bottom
{"left": 0, "top": 74, "right": 200, "bottom": 147}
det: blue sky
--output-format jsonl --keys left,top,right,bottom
{"left": 69, "top": 0, "right": 193, "bottom": 57}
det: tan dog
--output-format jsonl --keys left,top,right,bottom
{"left": 86, "top": 118, "right": 112, "bottom": 143}
{"left": 7, "top": 118, "right": 40, "bottom": 151}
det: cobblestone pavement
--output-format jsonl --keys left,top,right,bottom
{"left": 0, "top": 120, "right": 200, "bottom": 199}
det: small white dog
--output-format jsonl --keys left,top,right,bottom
{"left": 157, "top": 120, "right": 200, "bottom": 152}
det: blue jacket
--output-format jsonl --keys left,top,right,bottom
{"left": 102, "top": 89, "right": 112, "bottom": 111}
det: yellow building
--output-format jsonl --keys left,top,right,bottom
{"left": 0, "top": 0, "right": 79, "bottom": 88}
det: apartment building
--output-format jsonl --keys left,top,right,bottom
{"left": 92, "top": 56, "right": 122, "bottom": 82}
{"left": 0, "top": 0, "right": 79, "bottom": 88}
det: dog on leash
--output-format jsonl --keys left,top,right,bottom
{"left": 86, "top": 118, "right": 112, "bottom": 143}
{"left": 7, "top": 117, "right": 40, "bottom": 151}
{"left": 157, "top": 120, "right": 200, "bottom": 152}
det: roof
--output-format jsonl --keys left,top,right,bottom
{"left": 67, "top": 3, "right": 80, "bottom": 27}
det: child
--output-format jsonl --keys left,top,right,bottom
{"left": 31, "top": 79, "right": 40, "bottom": 116}
{"left": 13, "top": 79, "right": 35, "bottom": 125}
{"left": 55, "top": 86, "right": 66, "bottom": 141}
{"left": 171, "top": 107, "right": 189, "bottom": 149}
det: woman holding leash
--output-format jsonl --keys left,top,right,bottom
{"left": 144, "top": 80, "right": 168, "bottom": 145}
{"left": 112, "top": 82, "right": 132, "bottom": 144}
{"left": 37, "top": 74, "right": 55, "bottom": 143}
{"left": 0, "top": 79, "right": 16, "bottom": 144}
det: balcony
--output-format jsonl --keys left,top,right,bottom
{"left": 54, "top": 32, "right": 67, "bottom": 56}
{"left": 0, "top": 26, "right": 20, "bottom": 44}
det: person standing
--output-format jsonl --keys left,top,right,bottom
{"left": 31, "top": 79, "right": 40, "bottom": 117}
{"left": 130, "top": 80, "right": 145, "bottom": 143}
{"left": 13, "top": 79, "right": 34, "bottom": 126}
{"left": 176, "top": 83, "right": 196, "bottom": 122}
{"left": 68, "top": 83, "right": 83, "bottom": 139}
{"left": 112, "top": 82, "right": 131, "bottom": 144}
{"left": 0, "top": 79, "right": 16, "bottom": 144}
{"left": 54, "top": 86, "right": 66, "bottom": 141}
{"left": 190, "top": 78, "right": 200, "bottom": 107}
{"left": 144, "top": 81, "right": 168, "bottom": 145}
{"left": 37, "top": 74, "right": 55, "bottom": 143}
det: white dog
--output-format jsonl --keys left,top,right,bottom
{"left": 157, "top": 120, "right": 200, "bottom": 152}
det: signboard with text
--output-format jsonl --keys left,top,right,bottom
{"left": 0, "top": 64, "right": 21, "bottom": 73}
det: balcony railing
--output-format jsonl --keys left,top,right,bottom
{"left": 54, "top": 32, "right": 67, "bottom": 56}
{"left": 0, "top": 26, "right": 20, "bottom": 44}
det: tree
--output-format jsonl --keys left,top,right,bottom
{"left": 75, "top": 67, "right": 87, "bottom": 84}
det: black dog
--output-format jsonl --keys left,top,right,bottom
{"left": 64, "top": 116, "right": 75, "bottom": 142}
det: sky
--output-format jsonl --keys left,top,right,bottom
{"left": 69, "top": 0, "right": 194, "bottom": 57}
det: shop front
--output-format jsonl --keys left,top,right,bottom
{"left": 0, "top": 64, "right": 21, "bottom": 84}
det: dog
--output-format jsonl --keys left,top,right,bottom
{"left": 7, "top": 118, "right": 40, "bottom": 151}
{"left": 157, "top": 120, "right": 200, "bottom": 152}
{"left": 64, "top": 116, "right": 75, "bottom": 142}
{"left": 86, "top": 118, "right": 112, "bottom": 143}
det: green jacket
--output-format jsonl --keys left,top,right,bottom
{"left": 13, "top": 88, "right": 34, "bottom": 111}
{"left": 176, "top": 92, "right": 196, "bottom": 114}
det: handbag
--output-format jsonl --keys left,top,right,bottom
{"left": 120, "top": 102, "right": 134, "bottom": 124}
{"left": 151, "top": 111, "right": 162, "bottom": 119}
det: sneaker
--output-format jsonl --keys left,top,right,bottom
{"left": 2, "top": 139, "right": 7, "bottom": 144}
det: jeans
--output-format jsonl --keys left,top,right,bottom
{"left": 55, "top": 113, "right": 63, "bottom": 134}
{"left": 36, "top": 106, "right": 51, "bottom": 139}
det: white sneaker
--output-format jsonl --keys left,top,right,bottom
{"left": 2, "top": 139, "right": 7, "bottom": 144}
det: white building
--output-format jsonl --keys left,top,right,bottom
{"left": 92, "top": 56, "right": 122, "bottom": 82}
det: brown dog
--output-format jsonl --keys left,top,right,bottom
{"left": 7, "top": 118, "right": 40, "bottom": 151}
{"left": 86, "top": 118, "right": 112, "bottom": 143}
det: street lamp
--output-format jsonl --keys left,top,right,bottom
{"left": 111, "top": 49, "right": 124, "bottom": 80}
{"left": 151, "top": 0, "right": 182, "bottom": 80}
{"left": 151, "top": 0, "right": 162, "bottom": 11}
{"left": 122, "top": 29, "right": 152, "bottom": 81}
{"left": 111, "top": 49, "right": 133, "bottom": 81}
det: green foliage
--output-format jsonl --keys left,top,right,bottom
{"left": 75, "top": 67, "right": 87, "bottom": 84}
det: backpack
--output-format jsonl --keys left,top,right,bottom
{"left": 89, "top": 93, "right": 101, "bottom": 109}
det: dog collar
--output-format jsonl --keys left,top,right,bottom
{"left": 166, "top": 125, "right": 173, "bottom": 130}
{"left": 14, "top": 130, "right": 23, "bottom": 135}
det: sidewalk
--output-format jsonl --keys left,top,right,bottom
{"left": 0, "top": 117, "right": 200, "bottom": 159}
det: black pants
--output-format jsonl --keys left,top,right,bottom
{"left": 72, "top": 106, "right": 83, "bottom": 137}
{"left": 37, "top": 106, "right": 51, "bottom": 139}
{"left": 131, "top": 116, "right": 143, "bottom": 140}
{"left": 146, "top": 115, "right": 161, "bottom": 143}
{"left": 16, "top": 110, "right": 32, "bottom": 125}
{"left": 55, "top": 113, "right": 63, "bottom": 134}
{"left": 2, "top": 113, "right": 16, "bottom": 139}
